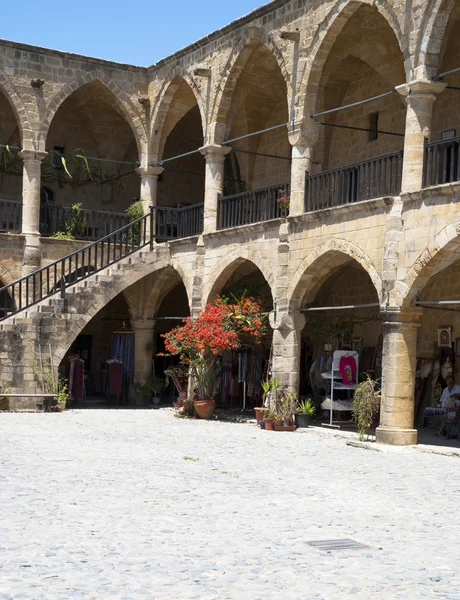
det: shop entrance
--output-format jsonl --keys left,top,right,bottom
{"left": 207, "top": 259, "right": 274, "bottom": 411}
{"left": 414, "top": 259, "right": 460, "bottom": 448}
{"left": 299, "top": 261, "right": 382, "bottom": 429}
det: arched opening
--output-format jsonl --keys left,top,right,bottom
{"left": 427, "top": 4, "right": 460, "bottom": 186}
{"left": 153, "top": 77, "right": 205, "bottom": 238}
{"left": 153, "top": 280, "right": 191, "bottom": 403}
{"left": 43, "top": 81, "right": 139, "bottom": 239}
{"left": 207, "top": 258, "right": 273, "bottom": 410}
{"left": 215, "top": 42, "right": 290, "bottom": 227}
{"left": 409, "top": 251, "right": 460, "bottom": 447}
{"left": 0, "top": 87, "right": 22, "bottom": 233}
{"left": 297, "top": 255, "right": 382, "bottom": 427}
{"left": 306, "top": 4, "right": 406, "bottom": 209}
{"left": 59, "top": 291, "right": 132, "bottom": 407}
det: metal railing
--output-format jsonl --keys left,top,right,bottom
{"left": 0, "top": 208, "right": 155, "bottom": 321}
{"left": 423, "top": 136, "right": 460, "bottom": 187}
{"left": 154, "top": 203, "right": 203, "bottom": 239}
{"left": 305, "top": 151, "right": 404, "bottom": 212}
{"left": 0, "top": 199, "right": 21, "bottom": 233}
{"left": 217, "top": 182, "right": 289, "bottom": 229}
{"left": 43, "top": 205, "right": 130, "bottom": 240}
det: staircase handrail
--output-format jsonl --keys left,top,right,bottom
{"left": 0, "top": 207, "right": 154, "bottom": 321}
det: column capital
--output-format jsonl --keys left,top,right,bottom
{"left": 130, "top": 317, "right": 154, "bottom": 330}
{"left": 18, "top": 149, "right": 48, "bottom": 162}
{"left": 288, "top": 119, "right": 321, "bottom": 148}
{"left": 136, "top": 165, "right": 164, "bottom": 178}
{"left": 381, "top": 306, "right": 423, "bottom": 327}
{"left": 199, "top": 144, "right": 232, "bottom": 161}
{"left": 396, "top": 79, "right": 447, "bottom": 101}
{"left": 269, "top": 311, "right": 305, "bottom": 333}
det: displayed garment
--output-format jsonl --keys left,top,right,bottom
{"left": 68, "top": 355, "right": 85, "bottom": 401}
{"left": 339, "top": 355, "right": 357, "bottom": 386}
{"left": 105, "top": 359, "right": 124, "bottom": 401}
{"left": 110, "top": 332, "right": 135, "bottom": 379}
{"left": 238, "top": 352, "right": 248, "bottom": 383}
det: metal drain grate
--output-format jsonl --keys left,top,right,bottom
{"left": 307, "top": 539, "right": 370, "bottom": 551}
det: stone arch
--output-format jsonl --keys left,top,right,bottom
{"left": 0, "top": 263, "right": 16, "bottom": 289}
{"left": 298, "top": 0, "right": 408, "bottom": 123}
{"left": 0, "top": 70, "right": 33, "bottom": 148}
{"left": 149, "top": 66, "right": 206, "bottom": 159}
{"left": 39, "top": 71, "right": 147, "bottom": 155}
{"left": 52, "top": 254, "right": 180, "bottom": 367}
{"left": 403, "top": 221, "right": 460, "bottom": 306}
{"left": 211, "top": 27, "right": 290, "bottom": 144}
{"left": 203, "top": 248, "right": 275, "bottom": 307}
{"left": 415, "top": 0, "right": 455, "bottom": 75}
{"left": 289, "top": 238, "right": 383, "bottom": 311}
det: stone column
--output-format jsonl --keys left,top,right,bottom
{"left": 136, "top": 165, "right": 164, "bottom": 215}
{"left": 199, "top": 144, "right": 231, "bottom": 234}
{"left": 19, "top": 149, "right": 48, "bottom": 276}
{"left": 396, "top": 80, "right": 446, "bottom": 193}
{"left": 376, "top": 308, "right": 422, "bottom": 446}
{"left": 269, "top": 311, "right": 305, "bottom": 392}
{"left": 288, "top": 121, "right": 320, "bottom": 216}
{"left": 131, "top": 317, "right": 155, "bottom": 405}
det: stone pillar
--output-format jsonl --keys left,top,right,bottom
{"left": 396, "top": 80, "right": 446, "bottom": 193}
{"left": 19, "top": 149, "right": 47, "bottom": 276}
{"left": 136, "top": 165, "right": 164, "bottom": 215}
{"left": 199, "top": 144, "right": 231, "bottom": 234}
{"left": 131, "top": 317, "right": 155, "bottom": 405}
{"left": 376, "top": 308, "right": 422, "bottom": 446}
{"left": 269, "top": 311, "right": 305, "bottom": 392}
{"left": 288, "top": 121, "right": 320, "bottom": 216}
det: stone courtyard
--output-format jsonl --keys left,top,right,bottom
{"left": 1, "top": 409, "right": 459, "bottom": 599}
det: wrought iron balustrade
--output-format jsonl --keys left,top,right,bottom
{"left": 217, "top": 182, "right": 289, "bottom": 229}
{"left": 0, "top": 199, "right": 22, "bottom": 233}
{"left": 154, "top": 203, "right": 203, "bottom": 239}
{"left": 423, "top": 136, "right": 460, "bottom": 187}
{"left": 305, "top": 151, "right": 403, "bottom": 212}
{"left": 0, "top": 209, "right": 155, "bottom": 321}
{"left": 43, "top": 205, "right": 130, "bottom": 240}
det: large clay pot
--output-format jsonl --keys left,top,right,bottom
{"left": 254, "top": 407, "right": 265, "bottom": 423}
{"left": 264, "top": 418, "right": 274, "bottom": 431}
{"left": 194, "top": 399, "right": 216, "bottom": 419}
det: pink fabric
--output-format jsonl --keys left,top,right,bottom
{"left": 339, "top": 355, "right": 356, "bottom": 386}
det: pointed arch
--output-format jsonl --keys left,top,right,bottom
{"left": 415, "top": 0, "right": 455, "bottom": 75}
{"left": 0, "top": 70, "right": 33, "bottom": 148}
{"left": 203, "top": 248, "right": 275, "bottom": 307}
{"left": 39, "top": 71, "right": 147, "bottom": 155}
{"left": 211, "top": 27, "right": 290, "bottom": 144}
{"left": 289, "top": 238, "right": 383, "bottom": 311}
{"left": 403, "top": 222, "right": 460, "bottom": 306}
{"left": 298, "top": 0, "right": 408, "bottom": 123}
{"left": 149, "top": 66, "right": 206, "bottom": 159}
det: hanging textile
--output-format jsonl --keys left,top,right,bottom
{"left": 110, "top": 332, "right": 135, "bottom": 379}
{"left": 105, "top": 359, "right": 124, "bottom": 400}
{"left": 68, "top": 356, "right": 85, "bottom": 401}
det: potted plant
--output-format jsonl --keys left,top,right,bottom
{"left": 263, "top": 410, "right": 276, "bottom": 430}
{"left": 255, "top": 379, "right": 271, "bottom": 423}
{"left": 54, "top": 381, "right": 70, "bottom": 412}
{"left": 295, "top": 398, "right": 316, "bottom": 428}
{"left": 353, "top": 376, "right": 381, "bottom": 441}
{"left": 162, "top": 295, "right": 266, "bottom": 419}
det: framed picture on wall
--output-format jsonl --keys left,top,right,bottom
{"left": 438, "top": 327, "right": 452, "bottom": 348}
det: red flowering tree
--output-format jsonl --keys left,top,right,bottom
{"left": 162, "top": 295, "right": 266, "bottom": 401}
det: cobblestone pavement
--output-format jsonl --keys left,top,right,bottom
{"left": 1, "top": 410, "right": 460, "bottom": 600}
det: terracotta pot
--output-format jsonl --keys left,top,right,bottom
{"left": 264, "top": 418, "right": 274, "bottom": 431}
{"left": 194, "top": 399, "right": 216, "bottom": 419}
{"left": 254, "top": 407, "right": 265, "bottom": 423}
{"left": 54, "top": 404, "right": 64, "bottom": 413}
